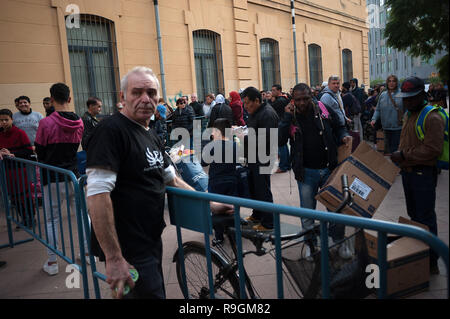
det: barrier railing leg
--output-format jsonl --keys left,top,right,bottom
{"left": 320, "top": 221, "right": 330, "bottom": 299}
{"left": 233, "top": 205, "right": 247, "bottom": 299}
{"left": 377, "top": 232, "right": 387, "bottom": 299}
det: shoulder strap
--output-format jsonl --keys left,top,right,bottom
{"left": 415, "top": 105, "right": 438, "bottom": 141}
{"left": 317, "top": 101, "right": 329, "bottom": 119}
{"left": 387, "top": 91, "right": 399, "bottom": 110}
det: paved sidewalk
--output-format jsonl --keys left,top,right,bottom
{"left": 0, "top": 166, "right": 448, "bottom": 299}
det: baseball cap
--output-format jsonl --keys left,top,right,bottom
{"left": 397, "top": 76, "right": 425, "bottom": 98}
{"left": 157, "top": 104, "right": 166, "bottom": 119}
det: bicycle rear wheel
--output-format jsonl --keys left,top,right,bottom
{"left": 175, "top": 242, "right": 241, "bottom": 299}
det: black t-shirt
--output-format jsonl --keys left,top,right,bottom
{"left": 86, "top": 112, "right": 170, "bottom": 260}
{"left": 205, "top": 140, "right": 239, "bottom": 181}
{"left": 297, "top": 110, "right": 328, "bottom": 169}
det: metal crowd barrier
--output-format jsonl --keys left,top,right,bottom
{"left": 166, "top": 186, "right": 449, "bottom": 299}
{"left": 0, "top": 157, "right": 91, "bottom": 298}
{"left": 3, "top": 156, "right": 447, "bottom": 299}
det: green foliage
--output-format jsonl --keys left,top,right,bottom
{"left": 384, "top": 0, "right": 449, "bottom": 82}
{"left": 370, "top": 78, "right": 384, "bottom": 87}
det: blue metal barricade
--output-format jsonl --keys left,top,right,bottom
{"left": 166, "top": 186, "right": 449, "bottom": 299}
{"left": 0, "top": 157, "right": 91, "bottom": 298}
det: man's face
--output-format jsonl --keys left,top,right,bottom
{"left": 191, "top": 94, "right": 197, "bottom": 103}
{"left": 329, "top": 80, "right": 340, "bottom": 93}
{"left": 341, "top": 86, "right": 348, "bottom": 94}
{"left": 350, "top": 80, "right": 356, "bottom": 89}
{"left": 43, "top": 100, "right": 51, "bottom": 110}
{"left": 243, "top": 96, "right": 260, "bottom": 114}
{"left": 271, "top": 86, "right": 281, "bottom": 98}
{"left": 0, "top": 115, "right": 13, "bottom": 131}
{"left": 292, "top": 90, "right": 312, "bottom": 114}
{"left": 205, "top": 96, "right": 213, "bottom": 105}
{"left": 17, "top": 99, "right": 31, "bottom": 113}
{"left": 89, "top": 101, "right": 102, "bottom": 116}
{"left": 403, "top": 93, "right": 424, "bottom": 113}
{"left": 121, "top": 72, "right": 159, "bottom": 126}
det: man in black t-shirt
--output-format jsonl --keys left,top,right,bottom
{"left": 86, "top": 67, "right": 234, "bottom": 299}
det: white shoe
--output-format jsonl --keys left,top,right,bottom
{"left": 338, "top": 242, "right": 353, "bottom": 259}
{"left": 43, "top": 261, "right": 59, "bottom": 276}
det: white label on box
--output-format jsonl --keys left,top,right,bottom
{"left": 350, "top": 178, "right": 372, "bottom": 200}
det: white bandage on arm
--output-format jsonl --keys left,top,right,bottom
{"left": 163, "top": 165, "right": 176, "bottom": 184}
{"left": 86, "top": 168, "right": 117, "bottom": 197}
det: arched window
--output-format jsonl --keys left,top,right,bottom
{"left": 66, "top": 15, "right": 120, "bottom": 115}
{"left": 260, "top": 39, "right": 280, "bottom": 91}
{"left": 193, "top": 30, "right": 224, "bottom": 101}
{"left": 308, "top": 44, "right": 323, "bottom": 87}
{"left": 342, "top": 49, "right": 353, "bottom": 83}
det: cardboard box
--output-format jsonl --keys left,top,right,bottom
{"left": 316, "top": 141, "right": 400, "bottom": 218}
{"left": 337, "top": 139, "right": 352, "bottom": 164}
{"left": 362, "top": 217, "right": 430, "bottom": 298}
{"left": 376, "top": 130, "right": 384, "bottom": 153}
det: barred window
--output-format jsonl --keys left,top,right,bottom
{"left": 66, "top": 15, "right": 120, "bottom": 116}
{"left": 260, "top": 39, "right": 280, "bottom": 91}
{"left": 193, "top": 30, "right": 224, "bottom": 101}
{"left": 308, "top": 44, "right": 323, "bottom": 87}
{"left": 342, "top": 49, "right": 353, "bottom": 83}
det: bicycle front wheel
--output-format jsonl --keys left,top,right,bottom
{"left": 175, "top": 241, "right": 241, "bottom": 299}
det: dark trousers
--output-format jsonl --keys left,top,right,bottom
{"left": 209, "top": 176, "right": 238, "bottom": 240}
{"left": 278, "top": 145, "right": 291, "bottom": 171}
{"left": 248, "top": 163, "right": 274, "bottom": 229}
{"left": 123, "top": 239, "right": 166, "bottom": 299}
{"left": 384, "top": 129, "right": 401, "bottom": 154}
{"left": 401, "top": 166, "right": 439, "bottom": 266}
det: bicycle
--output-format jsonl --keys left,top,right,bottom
{"left": 172, "top": 174, "right": 372, "bottom": 299}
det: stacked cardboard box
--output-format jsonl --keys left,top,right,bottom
{"left": 360, "top": 217, "right": 430, "bottom": 298}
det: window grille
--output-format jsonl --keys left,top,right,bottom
{"left": 193, "top": 30, "right": 224, "bottom": 102}
{"left": 308, "top": 44, "right": 323, "bottom": 87}
{"left": 260, "top": 38, "right": 281, "bottom": 91}
{"left": 342, "top": 49, "right": 353, "bottom": 83}
{"left": 66, "top": 15, "right": 120, "bottom": 116}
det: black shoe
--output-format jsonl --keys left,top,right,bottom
{"left": 0, "top": 261, "right": 6, "bottom": 268}
{"left": 212, "top": 238, "right": 224, "bottom": 246}
{"left": 430, "top": 264, "right": 440, "bottom": 275}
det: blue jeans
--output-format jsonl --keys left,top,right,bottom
{"left": 278, "top": 145, "right": 290, "bottom": 171}
{"left": 297, "top": 167, "right": 345, "bottom": 242}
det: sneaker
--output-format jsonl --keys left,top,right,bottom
{"left": 338, "top": 242, "right": 353, "bottom": 260}
{"left": 43, "top": 261, "right": 58, "bottom": 276}
{"left": 252, "top": 224, "right": 273, "bottom": 232}
{"left": 245, "top": 216, "right": 261, "bottom": 224}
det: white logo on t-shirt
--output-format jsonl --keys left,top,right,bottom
{"left": 146, "top": 148, "right": 164, "bottom": 169}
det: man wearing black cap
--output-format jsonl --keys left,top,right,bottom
{"left": 391, "top": 76, "right": 445, "bottom": 275}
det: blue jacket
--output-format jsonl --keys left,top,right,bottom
{"left": 320, "top": 87, "right": 346, "bottom": 126}
{"left": 371, "top": 88, "right": 404, "bottom": 130}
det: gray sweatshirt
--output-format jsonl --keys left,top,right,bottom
{"left": 371, "top": 88, "right": 404, "bottom": 131}
{"left": 13, "top": 111, "right": 44, "bottom": 145}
